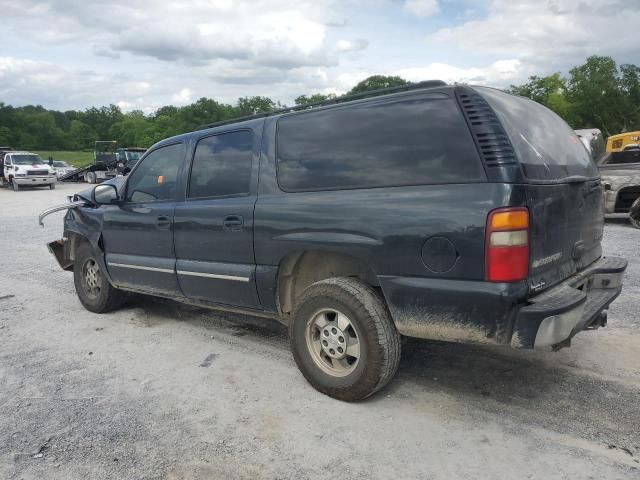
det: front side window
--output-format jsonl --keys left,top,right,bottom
{"left": 126, "top": 143, "right": 183, "bottom": 203}
{"left": 188, "top": 130, "right": 253, "bottom": 198}
{"left": 276, "top": 94, "right": 484, "bottom": 192}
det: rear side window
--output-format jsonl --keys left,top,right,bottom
{"left": 276, "top": 94, "right": 484, "bottom": 192}
{"left": 188, "top": 130, "right": 253, "bottom": 198}
{"left": 476, "top": 87, "right": 599, "bottom": 181}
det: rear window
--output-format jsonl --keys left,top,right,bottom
{"left": 476, "top": 87, "right": 599, "bottom": 181}
{"left": 276, "top": 94, "right": 484, "bottom": 192}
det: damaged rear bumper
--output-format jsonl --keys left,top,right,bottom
{"left": 511, "top": 256, "right": 627, "bottom": 349}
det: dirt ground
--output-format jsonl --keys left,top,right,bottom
{"left": 1, "top": 183, "right": 639, "bottom": 480}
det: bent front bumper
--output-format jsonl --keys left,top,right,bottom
{"left": 511, "top": 256, "right": 627, "bottom": 349}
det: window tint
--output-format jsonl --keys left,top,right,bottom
{"left": 188, "top": 130, "right": 253, "bottom": 198}
{"left": 476, "top": 87, "right": 599, "bottom": 180}
{"left": 602, "top": 149, "right": 640, "bottom": 165}
{"left": 126, "top": 143, "right": 183, "bottom": 203}
{"left": 276, "top": 94, "right": 484, "bottom": 192}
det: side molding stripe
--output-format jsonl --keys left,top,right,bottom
{"left": 107, "top": 262, "right": 175, "bottom": 274}
{"left": 176, "top": 270, "right": 250, "bottom": 282}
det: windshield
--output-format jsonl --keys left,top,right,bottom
{"left": 126, "top": 152, "right": 142, "bottom": 162}
{"left": 53, "top": 161, "right": 70, "bottom": 167}
{"left": 12, "top": 154, "right": 44, "bottom": 165}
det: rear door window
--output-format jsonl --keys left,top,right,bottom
{"left": 188, "top": 130, "right": 253, "bottom": 199}
{"left": 476, "top": 87, "right": 599, "bottom": 181}
{"left": 276, "top": 94, "right": 485, "bottom": 192}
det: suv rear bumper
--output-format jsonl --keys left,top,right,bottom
{"left": 379, "top": 256, "right": 626, "bottom": 349}
{"left": 511, "top": 256, "right": 627, "bottom": 349}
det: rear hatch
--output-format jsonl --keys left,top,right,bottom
{"left": 475, "top": 87, "right": 604, "bottom": 294}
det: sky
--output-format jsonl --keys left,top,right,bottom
{"left": 1, "top": 0, "right": 639, "bottom": 113}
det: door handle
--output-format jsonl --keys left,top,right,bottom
{"left": 223, "top": 215, "right": 244, "bottom": 231}
{"left": 156, "top": 215, "right": 171, "bottom": 229}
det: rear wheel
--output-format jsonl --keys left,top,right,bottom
{"left": 289, "top": 277, "right": 401, "bottom": 402}
{"left": 73, "top": 243, "right": 126, "bottom": 313}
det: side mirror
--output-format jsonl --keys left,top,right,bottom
{"left": 93, "top": 184, "right": 119, "bottom": 205}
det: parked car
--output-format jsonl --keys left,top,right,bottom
{"left": 51, "top": 160, "right": 76, "bottom": 179}
{"left": 40, "top": 82, "right": 627, "bottom": 401}
{"left": 1, "top": 151, "right": 57, "bottom": 190}
{"left": 598, "top": 145, "right": 640, "bottom": 228}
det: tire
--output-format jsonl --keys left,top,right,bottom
{"left": 630, "top": 198, "right": 640, "bottom": 229}
{"left": 73, "top": 242, "right": 126, "bottom": 313}
{"left": 85, "top": 172, "right": 96, "bottom": 184}
{"left": 49, "top": 182, "right": 56, "bottom": 190}
{"left": 12, "top": 179, "right": 19, "bottom": 191}
{"left": 289, "top": 277, "right": 401, "bottom": 402}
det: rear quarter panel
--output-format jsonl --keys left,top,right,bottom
{"left": 255, "top": 117, "right": 531, "bottom": 343}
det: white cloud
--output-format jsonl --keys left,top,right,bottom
{"left": 172, "top": 88, "right": 193, "bottom": 105}
{"left": 2, "top": 0, "right": 640, "bottom": 112}
{"left": 396, "top": 59, "right": 525, "bottom": 85}
{"left": 429, "top": 0, "right": 640, "bottom": 71}
{"left": 404, "top": 0, "right": 439, "bottom": 18}
{"left": 1, "top": 0, "right": 339, "bottom": 70}
{"left": 335, "top": 39, "right": 369, "bottom": 53}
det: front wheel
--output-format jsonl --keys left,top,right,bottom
{"left": 49, "top": 182, "right": 56, "bottom": 190}
{"left": 73, "top": 243, "right": 126, "bottom": 313}
{"left": 12, "top": 179, "right": 20, "bottom": 191}
{"left": 289, "top": 277, "right": 401, "bottom": 402}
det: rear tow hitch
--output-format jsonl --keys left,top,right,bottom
{"left": 586, "top": 310, "right": 608, "bottom": 330}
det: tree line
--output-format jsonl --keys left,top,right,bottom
{"left": 0, "top": 56, "right": 638, "bottom": 151}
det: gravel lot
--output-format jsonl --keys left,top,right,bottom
{"left": 1, "top": 182, "right": 639, "bottom": 479}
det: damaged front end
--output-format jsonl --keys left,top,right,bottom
{"left": 47, "top": 238, "right": 74, "bottom": 271}
{"left": 39, "top": 191, "right": 93, "bottom": 271}
{"left": 38, "top": 198, "right": 89, "bottom": 226}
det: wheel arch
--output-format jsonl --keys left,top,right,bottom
{"left": 276, "top": 250, "right": 380, "bottom": 319}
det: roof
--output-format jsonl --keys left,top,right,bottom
{"left": 196, "top": 80, "right": 448, "bottom": 132}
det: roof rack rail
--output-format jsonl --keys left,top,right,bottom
{"left": 195, "top": 79, "right": 446, "bottom": 131}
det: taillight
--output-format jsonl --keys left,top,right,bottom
{"left": 485, "top": 207, "right": 529, "bottom": 282}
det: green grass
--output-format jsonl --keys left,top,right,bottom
{"left": 33, "top": 151, "right": 92, "bottom": 168}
